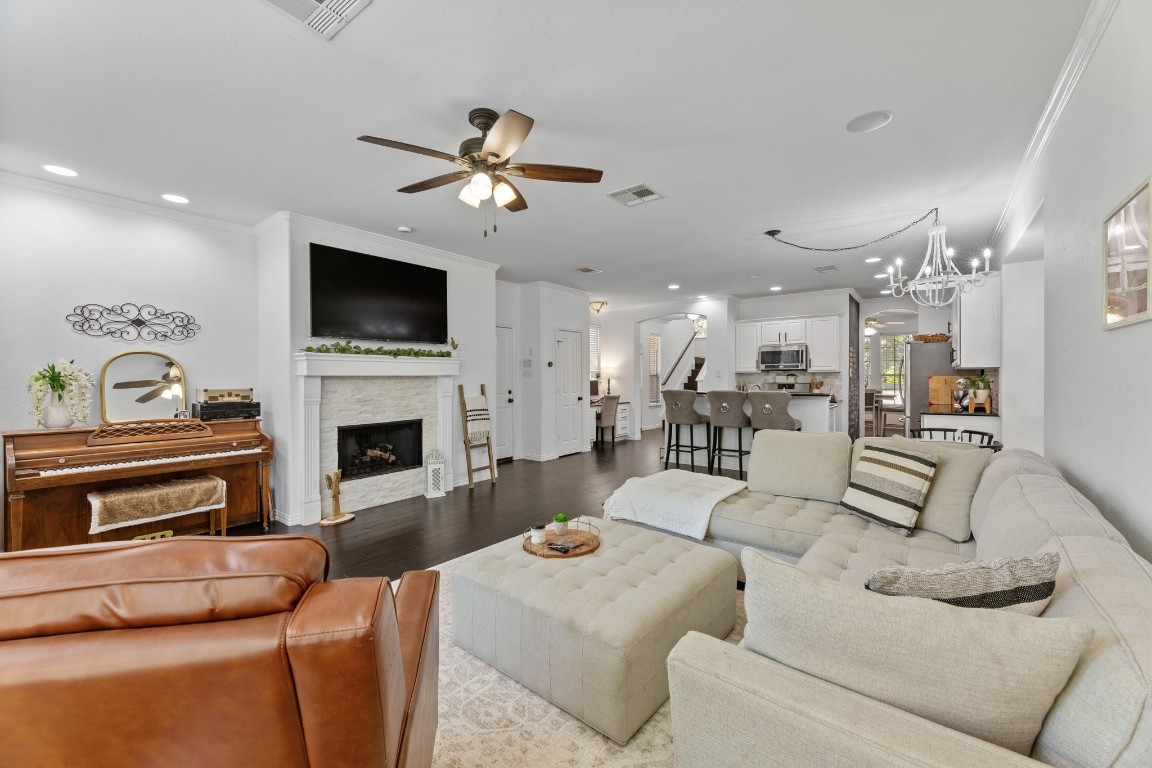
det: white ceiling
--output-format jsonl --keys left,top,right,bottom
{"left": 0, "top": 0, "right": 1088, "bottom": 307}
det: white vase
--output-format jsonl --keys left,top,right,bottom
{"left": 553, "top": 521, "right": 569, "bottom": 535}
{"left": 41, "top": 391, "right": 74, "bottom": 429}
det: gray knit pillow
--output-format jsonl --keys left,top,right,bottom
{"left": 866, "top": 552, "right": 1060, "bottom": 616}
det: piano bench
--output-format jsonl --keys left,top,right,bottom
{"left": 86, "top": 475, "right": 227, "bottom": 542}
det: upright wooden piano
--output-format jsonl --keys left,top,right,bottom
{"left": 4, "top": 418, "right": 273, "bottom": 552}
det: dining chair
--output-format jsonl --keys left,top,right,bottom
{"left": 956, "top": 429, "right": 995, "bottom": 446}
{"left": 908, "top": 427, "right": 958, "bottom": 441}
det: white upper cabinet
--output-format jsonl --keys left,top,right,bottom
{"left": 951, "top": 273, "right": 1001, "bottom": 369}
{"left": 761, "top": 319, "right": 806, "bottom": 345}
{"left": 735, "top": 321, "right": 762, "bottom": 373}
{"left": 805, "top": 316, "right": 840, "bottom": 372}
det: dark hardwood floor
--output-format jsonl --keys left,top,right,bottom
{"left": 233, "top": 428, "right": 675, "bottom": 580}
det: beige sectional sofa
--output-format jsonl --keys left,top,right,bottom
{"left": 663, "top": 430, "right": 1152, "bottom": 767}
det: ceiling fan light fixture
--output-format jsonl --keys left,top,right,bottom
{"left": 469, "top": 172, "right": 493, "bottom": 200}
{"left": 493, "top": 181, "right": 516, "bottom": 207}
{"left": 864, "top": 326, "right": 877, "bottom": 336}
{"left": 458, "top": 185, "right": 481, "bottom": 208}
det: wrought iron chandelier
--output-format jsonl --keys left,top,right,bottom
{"left": 886, "top": 210, "right": 993, "bottom": 308}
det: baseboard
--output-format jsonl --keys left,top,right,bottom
{"left": 521, "top": 453, "right": 560, "bottom": 462}
{"left": 453, "top": 468, "right": 493, "bottom": 487}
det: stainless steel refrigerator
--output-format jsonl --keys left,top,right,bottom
{"left": 900, "top": 341, "right": 956, "bottom": 436}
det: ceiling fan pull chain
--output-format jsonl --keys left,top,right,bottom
{"left": 493, "top": 200, "right": 498, "bottom": 234}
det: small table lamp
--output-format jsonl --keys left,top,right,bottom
{"left": 602, "top": 367, "right": 617, "bottom": 395}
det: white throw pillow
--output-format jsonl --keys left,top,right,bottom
{"left": 891, "top": 436, "right": 991, "bottom": 542}
{"left": 741, "top": 547, "right": 1093, "bottom": 755}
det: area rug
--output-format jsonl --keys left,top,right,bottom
{"left": 426, "top": 537, "right": 746, "bottom": 768}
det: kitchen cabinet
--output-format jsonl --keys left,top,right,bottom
{"left": 805, "top": 316, "right": 840, "bottom": 372}
{"left": 735, "top": 321, "right": 761, "bottom": 373}
{"left": 761, "top": 319, "right": 806, "bottom": 345}
{"left": 951, "top": 273, "right": 1001, "bottom": 369}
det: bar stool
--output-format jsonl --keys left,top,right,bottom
{"left": 747, "top": 391, "right": 802, "bottom": 432}
{"left": 707, "top": 390, "right": 751, "bottom": 478}
{"left": 662, "top": 389, "right": 710, "bottom": 471}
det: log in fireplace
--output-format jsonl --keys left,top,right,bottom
{"left": 337, "top": 419, "right": 423, "bottom": 479}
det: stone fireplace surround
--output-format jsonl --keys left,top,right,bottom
{"left": 294, "top": 353, "right": 461, "bottom": 520}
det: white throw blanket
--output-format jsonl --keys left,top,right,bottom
{"left": 464, "top": 395, "right": 490, "bottom": 443}
{"left": 603, "top": 469, "right": 747, "bottom": 540}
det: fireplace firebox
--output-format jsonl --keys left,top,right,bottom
{"left": 337, "top": 419, "right": 423, "bottom": 479}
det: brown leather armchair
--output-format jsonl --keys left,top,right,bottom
{"left": 0, "top": 535, "right": 439, "bottom": 768}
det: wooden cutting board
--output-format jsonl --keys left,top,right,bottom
{"left": 928, "top": 376, "right": 967, "bottom": 409}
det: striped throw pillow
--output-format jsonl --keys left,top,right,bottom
{"left": 839, "top": 445, "right": 937, "bottom": 535}
{"left": 866, "top": 552, "right": 1060, "bottom": 616}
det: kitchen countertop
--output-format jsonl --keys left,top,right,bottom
{"left": 921, "top": 407, "right": 999, "bottom": 417}
{"left": 696, "top": 391, "right": 831, "bottom": 397}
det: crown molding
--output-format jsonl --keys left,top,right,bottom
{"left": 522, "top": 281, "right": 592, "bottom": 298}
{"left": 607, "top": 295, "right": 736, "bottom": 313}
{"left": 279, "top": 212, "right": 501, "bottom": 272}
{"left": 0, "top": 171, "right": 254, "bottom": 235}
{"left": 990, "top": 0, "right": 1122, "bottom": 246}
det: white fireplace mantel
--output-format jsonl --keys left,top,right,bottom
{"left": 290, "top": 352, "right": 461, "bottom": 525}
{"left": 293, "top": 352, "right": 461, "bottom": 378}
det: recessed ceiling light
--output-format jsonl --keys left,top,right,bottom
{"left": 749, "top": 274, "right": 761, "bottom": 279}
{"left": 697, "top": 295, "right": 707, "bottom": 300}
{"left": 769, "top": 286, "right": 782, "bottom": 292}
{"left": 574, "top": 266, "right": 603, "bottom": 274}
{"left": 874, "top": 273, "right": 888, "bottom": 279}
{"left": 161, "top": 194, "right": 189, "bottom": 204}
{"left": 846, "top": 110, "right": 894, "bottom": 133}
{"left": 668, "top": 284, "right": 680, "bottom": 290}
{"left": 43, "top": 165, "right": 78, "bottom": 177}
{"left": 396, "top": 225, "right": 413, "bottom": 233}
{"left": 880, "top": 290, "right": 892, "bottom": 295}
{"left": 865, "top": 257, "right": 881, "bottom": 263}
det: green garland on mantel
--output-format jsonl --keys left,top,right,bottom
{"left": 303, "top": 341, "right": 453, "bottom": 358}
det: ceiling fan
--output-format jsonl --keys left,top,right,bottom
{"left": 358, "top": 107, "right": 604, "bottom": 217}
{"left": 112, "top": 363, "right": 183, "bottom": 403}
{"left": 864, "top": 317, "right": 906, "bottom": 336}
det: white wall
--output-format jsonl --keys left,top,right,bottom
{"left": 998, "top": 0, "right": 1152, "bottom": 557}
{"left": 0, "top": 177, "right": 259, "bottom": 431}
{"left": 1000, "top": 260, "right": 1045, "bottom": 452}
{"left": 256, "top": 212, "right": 498, "bottom": 523}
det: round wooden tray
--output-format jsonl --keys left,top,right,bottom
{"left": 522, "top": 521, "right": 601, "bottom": 558}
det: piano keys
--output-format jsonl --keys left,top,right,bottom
{"left": 4, "top": 418, "right": 273, "bottom": 552}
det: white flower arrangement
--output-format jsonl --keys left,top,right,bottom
{"left": 28, "top": 359, "right": 94, "bottom": 426}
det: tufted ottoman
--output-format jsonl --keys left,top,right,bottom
{"left": 451, "top": 517, "right": 738, "bottom": 744}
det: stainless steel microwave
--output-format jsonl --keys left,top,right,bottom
{"left": 759, "top": 343, "right": 809, "bottom": 371}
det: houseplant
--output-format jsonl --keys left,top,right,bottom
{"left": 552, "top": 512, "right": 569, "bottom": 535}
{"left": 28, "top": 359, "right": 93, "bottom": 429}
{"left": 966, "top": 373, "right": 991, "bottom": 404}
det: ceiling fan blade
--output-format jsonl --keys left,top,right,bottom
{"left": 397, "top": 170, "right": 471, "bottom": 194}
{"left": 357, "top": 136, "right": 467, "bottom": 165}
{"left": 495, "top": 175, "right": 527, "bottom": 213}
{"left": 481, "top": 110, "right": 534, "bottom": 163}
{"left": 113, "top": 380, "right": 164, "bottom": 389}
{"left": 136, "top": 386, "right": 167, "bottom": 404}
{"left": 504, "top": 164, "right": 603, "bottom": 183}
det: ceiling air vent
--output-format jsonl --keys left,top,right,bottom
{"left": 813, "top": 264, "right": 840, "bottom": 273}
{"left": 262, "top": 0, "right": 372, "bottom": 40}
{"left": 607, "top": 184, "right": 664, "bottom": 207}
{"left": 574, "top": 266, "right": 603, "bottom": 274}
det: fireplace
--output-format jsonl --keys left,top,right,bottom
{"left": 338, "top": 419, "right": 423, "bottom": 479}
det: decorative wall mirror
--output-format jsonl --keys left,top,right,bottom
{"left": 100, "top": 351, "right": 187, "bottom": 423}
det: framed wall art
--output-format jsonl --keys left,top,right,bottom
{"left": 1103, "top": 178, "right": 1150, "bottom": 329}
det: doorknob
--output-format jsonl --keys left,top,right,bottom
{"left": 578, "top": 396, "right": 584, "bottom": 401}
{"left": 508, "top": 398, "right": 514, "bottom": 403}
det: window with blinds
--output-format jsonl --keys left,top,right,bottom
{"left": 648, "top": 334, "right": 661, "bottom": 405}
{"left": 589, "top": 324, "right": 601, "bottom": 379}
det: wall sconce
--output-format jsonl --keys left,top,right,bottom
{"left": 589, "top": 300, "right": 608, "bottom": 313}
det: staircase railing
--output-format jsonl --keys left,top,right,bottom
{"left": 662, "top": 332, "right": 699, "bottom": 386}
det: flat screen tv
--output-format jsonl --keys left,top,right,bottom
{"left": 309, "top": 243, "right": 448, "bottom": 343}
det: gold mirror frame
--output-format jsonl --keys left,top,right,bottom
{"left": 99, "top": 351, "right": 188, "bottom": 423}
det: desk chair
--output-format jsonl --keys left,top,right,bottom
{"left": 596, "top": 395, "right": 620, "bottom": 445}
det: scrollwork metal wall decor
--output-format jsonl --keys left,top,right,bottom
{"left": 66, "top": 303, "right": 201, "bottom": 341}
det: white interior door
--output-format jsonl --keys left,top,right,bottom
{"left": 493, "top": 326, "right": 515, "bottom": 460}
{"left": 556, "top": 329, "right": 582, "bottom": 456}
